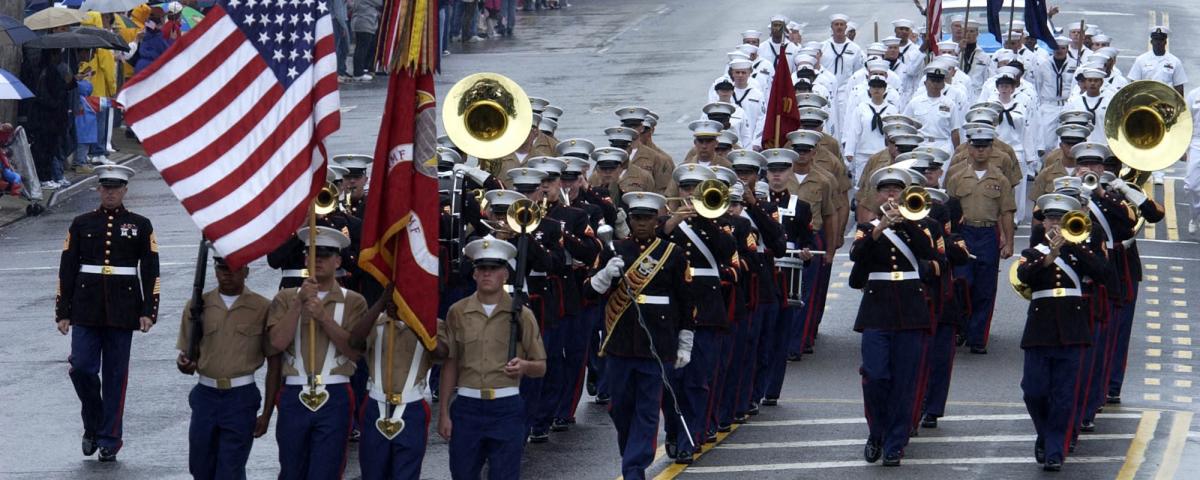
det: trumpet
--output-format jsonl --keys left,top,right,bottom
{"left": 665, "top": 179, "right": 731, "bottom": 219}
{"left": 313, "top": 182, "right": 340, "bottom": 215}
{"left": 1060, "top": 210, "right": 1092, "bottom": 244}
{"left": 899, "top": 186, "right": 930, "bottom": 221}
{"left": 1081, "top": 171, "right": 1100, "bottom": 191}
{"left": 506, "top": 198, "right": 545, "bottom": 233}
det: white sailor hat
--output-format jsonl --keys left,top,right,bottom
{"left": 712, "top": 166, "right": 738, "bottom": 186}
{"left": 1085, "top": 24, "right": 1100, "bottom": 35}
{"left": 736, "top": 43, "right": 758, "bottom": 56}
{"left": 297, "top": 225, "right": 352, "bottom": 252}
{"left": 936, "top": 40, "right": 959, "bottom": 53}
{"left": 787, "top": 21, "right": 803, "bottom": 32}
{"left": 763, "top": 148, "right": 800, "bottom": 168}
{"left": 484, "top": 189, "right": 526, "bottom": 211}
{"left": 965, "top": 126, "right": 997, "bottom": 143}
{"left": 882, "top": 114, "right": 922, "bottom": 130}
{"left": 866, "top": 58, "right": 891, "bottom": 73}
{"left": 1091, "top": 33, "right": 1111, "bottom": 44}
{"left": 998, "top": 65, "right": 1021, "bottom": 77}
{"left": 912, "top": 146, "right": 949, "bottom": 166}
{"left": 1067, "top": 23, "right": 1084, "bottom": 32}
{"left": 623, "top": 191, "right": 667, "bottom": 215}
{"left": 1053, "top": 35, "right": 1070, "bottom": 46}
{"left": 882, "top": 36, "right": 901, "bottom": 47}
{"left": 867, "top": 74, "right": 889, "bottom": 87}
{"left": 528, "top": 97, "right": 550, "bottom": 114}
{"left": 829, "top": 13, "right": 849, "bottom": 23}
{"left": 539, "top": 117, "right": 558, "bottom": 134}
{"left": 804, "top": 40, "right": 823, "bottom": 50}
{"left": 728, "top": 149, "right": 766, "bottom": 171}
{"left": 543, "top": 105, "right": 564, "bottom": 122}
{"left": 505, "top": 167, "right": 549, "bottom": 188}
{"left": 866, "top": 43, "right": 887, "bottom": 56}
{"left": 770, "top": 14, "right": 788, "bottom": 24}
{"left": 465, "top": 237, "right": 518, "bottom": 267}
{"left": 728, "top": 182, "right": 745, "bottom": 202}
{"left": 1077, "top": 67, "right": 1106, "bottom": 79}
{"left": 1150, "top": 25, "right": 1170, "bottom": 36}
{"left": 717, "top": 130, "right": 739, "bottom": 146}
{"left": 891, "top": 19, "right": 915, "bottom": 29}
{"left": 437, "top": 134, "right": 457, "bottom": 150}
{"left": 996, "top": 71, "right": 1018, "bottom": 85}
{"left": 794, "top": 92, "right": 830, "bottom": 109}
{"left": 871, "top": 167, "right": 911, "bottom": 190}
{"left": 673, "top": 163, "right": 717, "bottom": 186}
{"left": 591, "top": 147, "right": 629, "bottom": 165}
{"left": 527, "top": 156, "right": 567, "bottom": 177}
{"left": 333, "top": 154, "right": 372, "bottom": 175}
{"left": 1056, "top": 124, "right": 1092, "bottom": 141}
{"left": 965, "top": 19, "right": 981, "bottom": 28}
{"left": 971, "top": 100, "right": 1005, "bottom": 115}
{"left": 727, "top": 51, "right": 751, "bottom": 62}
{"left": 924, "top": 65, "right": 949, "bottom": 80}
{"left": 1052, "top": 176, "right": 1083, "bottom": 192}
{"left": 1070, "top": 142, "right": 1110, "bottom": 164}
{"left": 728, "top": 58, "right": 754, "bottom": 70}
{"left": 847, "top": 21, "right": 858, "bottom": 31}
{"left": 556, "top": 138, "right": 596, "bottom": 158}
{"left": 883, "top": 123, "right": 920, "bottom": 139}
{"left": 794, "top": 54, "right": 818, "bottom": 67}
{"left": 1058, "top": 110, "right": 1094, "bottom": 126}
{"left": 327, "top": 165, "right": 349, "bottom": 182}
{"left": 616, "top": 106, "right": 651, "bottom": 125}
{"left": 605, "top": 126, "right": 639, "bottom": 144}
{"left": 1002, "top": 29, "right": 1023, "bottom": 41}
{"left": 927, "top": 188, "right": 949, "bottom": 204}
{"left": 993, "top": 49, "right": 1015, "bottom": 63}
{"left": 741, "top": 29, "right": 763, "bottom": 40}
{"left": 560, "top": 157, "right": 589, "bottom": 177}
{"left": 95, "top": 164, "right": 135, "bottom": 187}
{"left": 755, "top": 180, "right": 770, "bottom": 199}
{"left": 689, "top": 119, "right": 724, "bottom": 138}
{"left": 1090, "top": 47, "right": 1116, "bottom": 61}
{"left": 787, "top": 129, "right": 823, "bottom": 151}
{"left": 703, "top": 102, "right": 738, "bottom": 118}
{"left": 949, "top": 14, "right": 965, "bottom": 24}
{"left": 1036, "top": 193, "right": 1082, "bottom": 215}
{"left": 437, "top": 146, "right": 463, "bottom": 166}
{"left": 797, "top": 107, "right": 829, "bottom": 124}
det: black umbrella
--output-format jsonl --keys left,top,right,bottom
{"left": 71, "top": 26, "right": 130, "bottom": 52}
{"left": 25, "top": 31, "right": 121, "bottom": 50}
{"left": 0, "top": 15, "right": 37, "bottom": 46}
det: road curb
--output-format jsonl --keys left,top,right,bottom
{"left": 0, "top": 153, "right": 146, "bottom": 229}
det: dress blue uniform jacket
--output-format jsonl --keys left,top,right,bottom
{"left": 56, "top": 206, "right": 160, "bottom": 329}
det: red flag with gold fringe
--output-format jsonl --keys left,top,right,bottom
{"left": 760, "top": 43, "right": 801, "bottom": 149}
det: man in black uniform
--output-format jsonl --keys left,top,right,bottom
{"left": 266, "top": 206, "right": 362, "bottom": 291}
{"left": 56, "top": 165, "right": 160, "bottom": 461}
{"left": 848, "top": 167, "right": 937, "bottom": 466}
{"left": 588, "top": 191, "right": 694, "bottom": 480}
{"left": 1017, "top": 193, "right": 1111, "bottom": 471}
{"left": 334, "top": 154, "right": 371, "bottom": 219}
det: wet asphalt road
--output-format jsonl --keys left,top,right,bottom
{"left": 2, "top": 0, "right": 1199, "bottom": 479}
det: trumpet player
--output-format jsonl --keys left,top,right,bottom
{"left": 848, "top": 167, "right": 939, "bottom": 467}
{"left": 333, "top": 154, "right": 372, "bottom": 219}
{"left": 1016, "top": 194, "right": 1111, "bottom": 472}
{"left": 266, "top": 171, "right": 362, "bottom": 290}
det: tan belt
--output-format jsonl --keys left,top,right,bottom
{"left": 962, "top": 220, "right": 997, "bottom": 228}
{"left": 457, "top": 386, "right": 520, "bottom": 400}
{"left": 80, "top": 264, "right": 137, "bottom": 276}
{"left": 1032, "top": 287, "right": 1082, "bottom": 299}
{"left": 198, "top": 374, "right": 255, "bottom": 390}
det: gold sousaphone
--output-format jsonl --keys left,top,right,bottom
{"left": 1105, "top": 80, "right": 1193, "bottom": 185}
{"left": 443, "top": 73, "right": 533, "bottom": 161}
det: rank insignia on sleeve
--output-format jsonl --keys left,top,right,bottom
{"left": 62, "top": 233, "right": 71, "bottom": 251}
{"left": 150, "top": 232, "right": 159, "bottom": 253}
{"left": 771, "top": 211, "right": 780, "bottom": 222}
{"left": 855, "top": 229, "right": 865, "bottom": 240}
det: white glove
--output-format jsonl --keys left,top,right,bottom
{"left": 674, "top": 329, "right": 694, "bottom": 369}
{"left": 1110, "top": 178, "right": 1148, "bottom": 206}
{"left": 589, "top": 257, "right": 625, "bottom": 293}
{"left": 614, "top": 209, "right": 630, "bottom": 239}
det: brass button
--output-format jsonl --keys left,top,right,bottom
{"left": 104, "top": 259, "right": 110, "bottom": 265}
{"left": 107, "top": 216, "right": 114, "bottom": 221}
{"left": 106, "top": 232, "right": 112, "bottom": 237}
{"left": 106, "top": 223, "right": 112, "bottom": 228}
{"left": 105, "top": 241, "right": 111, "bottom": 246}
{"left": 105, "top": 250, "right": 111, "bottom": 255}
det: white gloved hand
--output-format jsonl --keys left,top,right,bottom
{"left": 614, "top": 209, "right": 630, "bottom": 239}
{"left": 1110, "top": 178, "right": 1148, "bottom": 206}
{"left": 674, "top": 329, "right": 694, "bottom": 369}
{"left": 589, "top": 257, "right": 625, "bottom": 293}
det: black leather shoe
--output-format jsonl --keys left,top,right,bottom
{"left": 1043, "top": 459, "right": 1062, "bottom": 471}
{"left": 863, "top": 439, "right": 882, "bottom": 463}
{"left": 1107, "top": 395, "right": 1121, "bottom": 404}
{"left": 1080, "top": 420, "right": 1095, "bottom": 432}
{"left": 733, "top": 414, "right": 748, "bottom": 424}
{"left": 747, "top": 402, "right": 760, "bottom": 416}
{"left": 921, "top": 414, "right": 938, "bottom": 429}
{"left": 349, "top": 429, "right": 361, "bottom": 442}
{"left": 1068, "top": 437, "right": 1077, "bottom": 453}
{"left": 1035, "top": 438, "right": 1046, "bottom": 463}
{"left": 550, "top": 419, "right": 570, "bottom": 432}
{"left": 803, "top": 345, "right": 814, "bottom": 354}
{"left": 955, "top": 334, "right": 966, "bottom": 346}
{"left": 594, "top": 394, "right": 610, "bottom": 405}
{"left": 970, "top": 346, "right": 988, "bottom": 354}
{"left": 586, "top": 381, "right": 597, "bottom": 397}
{"left": 717, "top": 424, "right": 732, "bottom": 433}
{"left": 98, "top": 447, "right": 117, "bottom": 462}
{"left": 665, "top": 442, "right": 677, "bottom": 459}
{"left": 674, "top": 450, "right": 694, "bottom": 464}
{"left": 882, "top": 452, "right": 902, "bottom": 466}
{"left": 705, "top": 432, "right": 717, "bottom": 444}
{"left": 762, "top": 398, "right": 778, "bottom": 406}
{"left": 528, "top": 431, "right": 549, "bottom": 443}
{"left": 787, "top": 353, "right": 801, "bottom": 362}
{"left": 81, "top": 435, "right": 98, "bottom": 456}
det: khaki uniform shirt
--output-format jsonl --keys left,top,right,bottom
{"left": 945, "top": 164, "right": 1017, "bottom": 223}
{"left": 814, "top": 146, "right": 850, "bottom": 214}
{"left": 176, "top": 289, "right": 274, "bottom": 379}
{"left": 444, "top": 294, "right": 546, "bottom": 389}
{"left": 819, "top": 133, "right": 845, "bottom": 160}
{"left": 364, "top": 315, "right": 439, "bottom": 396}
{"left": 629, "top": 147, "right": 673, "bottom": 194}
{"left": 1029, "top": 155, "right": 1073, "bottom": 202}
{"left": 268, "top": 287, "right": 368, "bottom": 378}
{"left": 681, "top": 146, "right": 734, "bottom": 168}
{"left": 856, "top": 149, "right": 894, "bottom": 209}
{"left": 949, "top": 141, "right": 1021, "bottom": 186}
{"left": 790, "top": 169, "right": 835, "bottom": 231}
{"left": 531, "top": 132, "right": 557, "bottom": 157}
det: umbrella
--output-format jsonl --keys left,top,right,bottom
{"left": 157, "top": 3, "right": 204, "bottom": 29}
{"left": 0, "top": 15, "right": 38, "bottom": 46}
{"left": 25, "top": 31, "right": 117, "bottom": 50}
{"left": 71, "top": 26, "right": 130, "bottom": 51}
{"left": 23, "top": 7, "right": 88, "bottom": 31}
{"left": 0, "top": 68, "right": 34, "bottom": 100}
{"left": 62, "top": 0, "right": 86, "bottom": 7}
{"left": 80, "top": 0, "right": 150, "bottom": 15}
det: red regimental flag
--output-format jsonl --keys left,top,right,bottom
{"left": 760, "top": 43, "right": 801, "bottom": 150}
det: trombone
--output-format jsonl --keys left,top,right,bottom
{"left": 665, "top": 179, "right": 731, "bottom": 219}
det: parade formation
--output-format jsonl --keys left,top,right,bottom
{"left": 40, "top": 1, "right": 1200, "bottom": 479}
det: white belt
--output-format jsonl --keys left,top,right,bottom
{"left": 636, "top": 295, "right": 671, "bottom": 305}
{"left": 285, "top": 374, "right": 350, "bottom": 385}
{"left": 198, "top": 374, "right": 255, "bottom": 390}
{"left": 1032, "top": 287, "right": 1082, "bottom": 299}
{"left": 456, "top": 386, "right": 520, "bottom": 400}
{"left": 79, "top": 264, "right": 137, "bottom": 275}
{"left": 690, "top": 267, "right": 719, "bottom": 277}
{"left": 1121, "top": 238, "right": 1135, "bottom": 248}
{"left": 867, "top": 271, "right": 920, "bottom": 281}
{"left": 281, "top": 269, "right": 308, "bottom": 278}
{"left": 368, "top": 385, "right": 425, "bottom": 404}
{"left": 529, "top": 271, "right": 548, "bottom": 277}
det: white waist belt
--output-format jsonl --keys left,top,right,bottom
{"left": 690, "top": 267, "right": 719, "bottom": 277}
{"left": 79, "top": 264, "right": 137, "bottom": 275}
{"left": 1032, "top": 288, "right": 1082, "bottom": 299}
{"left": 457, "top": 386, "right": 520, "bottom": 400}
{"left": 198, "top": 374, "right": 255, "bottom": 390}
{"left": 636, "top": 295, "right": 671, "bottom": 305}
{"left": 281, "top": 269, "right": 308, "bottom": 278}
{"left": 368, "top": 385, "right": 425, "bottom": 404}
{"left": 868, "top": 271, "right": 920, "bottom": 281}
{"left": 1121, "top": 238, "right": 1135, "bottom": 248}
{"left": 285, "top": 374, "right": 350, "bottom": 385}
{"left": 529, "top": 271, "right": 548, "bottom": 277}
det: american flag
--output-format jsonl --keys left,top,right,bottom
{"left": 117, "top": 0, "right": 340, "bottom": 269}
{"left": 926, "top": 0, "right": 943, "bottom": 55}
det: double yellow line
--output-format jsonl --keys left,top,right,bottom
{"left": 1115, "top": 409, "right": 1193, "bottom": 480}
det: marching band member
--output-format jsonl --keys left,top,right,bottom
{"left": 334, "top": 154, "right": 371, "bottom": 219}
{"left": 618, "top": 107, "right": 675, "bottom": 194}
{"left": 1030, "top": 124, "right": 1092, "bottom": 204}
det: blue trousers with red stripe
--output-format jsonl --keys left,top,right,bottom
{"left": 584, "top": 305, "right": 609, "bottom": 400}
{"left": 959, "top": 225, "right": 1000, "bottom": 349}
{"left": 276, "top": 383, "right": 354, "bottom": 480}
{"left": 920, "top": 323, "right": 959, "bottom": 418}
{"left": 788, "top": 231, "right": 826, "bottom": 355}
{"left": 359, "top": 399, "right": 430, "bottom": 480}
{"left": 1108, "top": 286, "right": 1139, "bottom": 397}
{"left": 752, "top": 302, "right": 780, "bottom": 404}
{"left": 188, "top": 383, "right": 260, "bottom": 480}
{"left": 606, "top": 356, "right": 663, "bottom": 480}
{"left": 721, "top": 305, "right": 760, "bottom": 424}
{"left": 448, "top": 395, "right": 526, "bottom": 480}
{"left": 1023, "top": 346, "right": 1085, "bottom": 464}
{"left": 664, "top": 328, "right": 719, "bottom": 455}
{"left": 533, "top": 318, "right": 569, "bottom": 433}
{"left": 68, "top": 325, "right": 132, "bottom": 451}
{"left": 860, "top": 329, "right": 925, "bottom": 456}
{"left": 764, "top": 305, "right": 794, "bottom": 400}
{"left": 556, "top": 312, "right": 592, "bottom": 421}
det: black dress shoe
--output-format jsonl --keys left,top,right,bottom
{"left": 98, "top": 447, "right": 117, "bottom": 462}
{"left": 1035, "top": 438, "right": 1046, "bottom": 463}
{"left": 674, "top": 450, "right": 694, "bottom": 464}
{"left": 787, "top": 353, "right": 801, "bottom": 362}
{"left": 955, "top": 334, "right": 966, "bottom": 346}
{"left": 81, "top": 435, "right": 98, "bottom": 456}
{"left": 762, "top": 398, "right": 778, "bottom": 406}
{"left": 1043, "top": 459, "right": 1062, "bottom": 471}
{"left": 733, "top": 414, "right": 748, "bottom": 424}
{"left": 585, "top": 381, "right": 597, "bottom": 397}
{"left": 863, "top": 439, "right": 882, "bottom": 463}
{"left": 803, "top": 345, "right": 814, "bottom": 354}
{"left": 717, "top": 424, "right": 732, "bottom": 433}
{"left": 349, "top": 429, "right": 361, "bottom": 442}
{"left": 1068, "top": 437, "right": 1077, "bottom": 453}
{"left": 594, "top": 394, "right": 610, "bottom": 405}
{"left": 665, "top": 442, "right": 677, "bottom": 459}
{"left": 747, "top": 402, "right": 760, "bottom": 416}
{"left": 921, "top": 414, "right": 938, "bottom": 429}
{"left": 528, "top": 431, "right": 549, "bottom": 443}
{"left": 882, "top": 452, "right": 902, "bottom": 466}
{"left": 550, "top": 419, "right": 570, "bottom": 432}
{"left": 1107, "top": 395, "right": 1121, "bottom": 404}
{"left": 970, "top": 346, "right": 988, "bottom": 354}
{"left": 1080, "top": 420, "right": 1095, "bottom": 432}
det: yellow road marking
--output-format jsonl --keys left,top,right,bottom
{"left": 1146, "top": 299, "right": 1160, "bottom": 305}
{"left": 1172, "top": 337, "right": 1191, "bottom": 346}
{"left": 1152, "top": 411, "right": 1192, "bottom": 480}
{"left": 1146, "top": 363, "right": 1161, "bottom": 370}
{"left": 1146, "top": 275, "right": 1160, "bottom": 282}
{"left": 1145, "top": 264, "right": 1159, "bottom": 270}
{"left": 1146, "top": 286, "right": 1160, "bottom": 293}
{"left": 619, "top": 446, "right": 668, "bottom": 479}
{"left": 1148, "top": 323, "right": 1161, "bottom": 330}
{"left": 1172, "top": 300, "right": 1187, "bottom": 307}
{"left": 1169, "top": 277, "right": 1185, "bottom": 284}
{"left": 1145, "top": 393, "right": 1162, "bottom": 401}
{"left": 1164, "top": 179, "right": 1179, "bottom": 241}
{"left": 1147, "top": 311, "right": 1161, "bottom": 318}
{"left": 1170, "top": 288, "right": 1185, "bottom": 294}
{"left": 652, "top": 425, "right": 740, "bottom": 480}
{"left": 1145, "top": 378, "right": 1161, "bottom": 386}
{"left": 1172, "top": 324, "right": 1189, "bottom": 332}
{"left": 1116, "top": 410, "right": 1160, "bottom": 480}
{"left": 1170, "top": 396, "right": 1192, "bottom": 404}
{"left": 1173, "top": 350, "right": 1192, "bottom": 359}
{"left": 1147, "top": 348, "right": 1161, "bottom": 357}
{"left": 1175, "top": 364, "right": 1192, "bottom": 373}
{"left": 1169, "top": 265, "right": 1183, "bottom": 272}
{"left": 1148, "top": 336, "right": 1162, "bottom": 344}
{"left": 1173, "top": 379, "right": 1191, "bottom": 388}
{"left": 1172, "top": 312, "right": 1189, "bottom": 319}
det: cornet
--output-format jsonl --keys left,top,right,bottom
{"left": 665, "top": 179, "right": 731, "bottom": 219}
{"left": 1080, "top": 171, "right": 1100, "bottom": 191}
{"left": 1060, "top": 210, "right": 1092, "bottom": 244}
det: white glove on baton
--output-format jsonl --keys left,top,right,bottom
{"left": 674, "top": 329, "right": 694, "bottom": 369}
{"left": 589, "top": 257, "right": 625, "bottom": 293}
